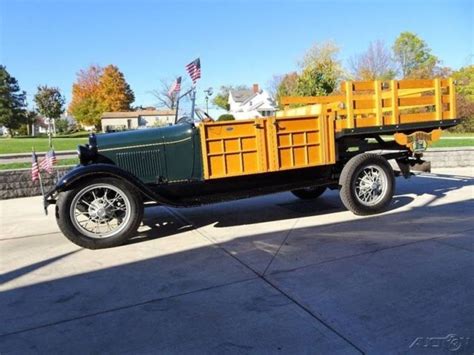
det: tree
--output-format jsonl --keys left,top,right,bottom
{"left": 217, "top": 114, "right": 235, "bottom": 121}
{"left": 451, "top": 65, "right": 474, "bottom": 132}
{"left": 55, "top": 118, "right": 70, "bottom": 134}
{"left": 350, "top": 40, "right": 397, "bottom": 80}
{"left": 272, "top": 72, "right": 299, "bottom": 107}
{"left": 295, "top": 41, "right": 343, "bottom": 96}
{"left": 34, "top": 86, "right": 65, "bottom": 119}
{"left": 392, "top": 32, "right": 438, "bottom": 78}
{"left": 69, "top": 65, "right": 103, "bottom": 128}
{"left": 98, "top": 65, "right": 134, "bottom": 111}
{"left": 24, "top": 110, "right": 39, "bottom": 136}
{"left": 211, "top": 85, "right": 250, "bottom": 111}
{"left": 69, "top": 64, "right": 135, "bottom": 129}
{"left": 0, "top": 65, "right": 26, "bottom": 135}
{"left": 150, "top": 78, "right": 189, "bottom": 110}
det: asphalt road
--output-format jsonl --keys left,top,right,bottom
{"left": 1, "top": 168, "right": 473, "bottom": 354}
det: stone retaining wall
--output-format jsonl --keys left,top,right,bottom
{"left": 0, "top": 167, "right": 72, "bottom": 200}
{"left": 422, "top": 148, "right": 474, "bottom": 168}
{"left": 0, "top": 148, "right": 472, "bottom": 200}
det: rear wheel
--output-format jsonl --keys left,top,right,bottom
{"left": 291, "top": 186, "right": 327, "bottom": 200}
{"left": 56, "top": 177, "right": 143, "bottom": 249}
{"left": 339, "top": 153, "right": 394, "bottom": 215}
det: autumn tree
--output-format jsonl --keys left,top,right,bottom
{"left": 393, "top": 32, "right": 438, "bottom": 79}
{"left": 69, "top": 65, "right": 103, "bottom": 127}
{"left": 98, "top": 65, "right": 134, "bottom": 111}
{"left": 0, "top": 65, "right": 26, "bottom": 135}
{"left": 350, "top": 40, "right": 396, "bottom": 80}
{"left": 69, "top": 65, "right": 134, "bottom": 128}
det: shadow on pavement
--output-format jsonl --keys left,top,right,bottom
{"left": 0, "top": 172, "right": 473, "bottom": 352}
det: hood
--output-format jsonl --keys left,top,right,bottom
{"left": 95, "top": 123, "right": 195, "bottom": 153}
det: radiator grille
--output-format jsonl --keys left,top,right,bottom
{"left": 116, "top": 150, "right": 161, "bottom": 178}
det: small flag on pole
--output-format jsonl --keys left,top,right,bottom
{"left": 39, "top": 149, "right": 56, "bottom": 174}
{"left": 31, "top": 152, "right": 40, "bottom": 182}
{"left": 168, "top": 76, "right": 182, "bottom": 96}
{"left": 185, "top": 58, "right": 201, "bottom": 84}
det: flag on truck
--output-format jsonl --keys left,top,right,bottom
{"left": 185, "top": 58, "right": 201, "bottom": 84}
{"left": 31, "top": 151, "right": 40, "bottom": 182}
{"left": 168, "top": 76, "right": 182, "bottom": 96}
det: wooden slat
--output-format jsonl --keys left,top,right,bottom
{"left": 280, "top": 95, "right": 344, "bottom": 105}
{"left": 442, "top": 95, "right": 451, "bottom": 104}
{"left": 449, "top": 77, "right": 457, "bottom": 119}
{"left": 434, "top": 78, "right": 442, "bottom": 121}
{"left": 352, "top": 81, "right": 375, "bottom": 91}
{"left": 345, "top": 81, "right": 354, "bottom": 129}
{"left": 399, "top": 112, "right": 436, "bottom": 123}
{"left": 398, "top": 96, "right": 435, "bottom": 106}
{"left": 374, "top": 80, "right": 382, "bottom": 125}
{"left": 398, "top": 79, "right": 434, "bottom": 89}
{"left": 354, "top": 99, "right": 375, "bottom": 109}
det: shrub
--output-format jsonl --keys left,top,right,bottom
{"left": 217, "top": 114, "right": 235, "bottom": 121}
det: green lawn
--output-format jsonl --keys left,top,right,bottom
{"left": 0, "top": 137, "right": 87, "bottom": 154}
{"left": 430, "top": 138, "right": 474, "bottom": 148}
{"left": 0, "top": 158, "right": 79, "bottom": 170}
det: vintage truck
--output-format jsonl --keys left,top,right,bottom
{"left": 45, "top": 78, "right": 459, "bottom": 249}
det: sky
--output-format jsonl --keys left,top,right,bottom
{"left": 0, "top": 0, "right": 473, "bottom": 115}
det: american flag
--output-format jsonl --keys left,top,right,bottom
{"left": 39, "top": 149, "right": 56, "bottom": 174}
{"left": 185, "top": 58, "right": 201, "bottom": 84}
{"left": 168, "top": 76, "right": 182, "bottom": 96}
{"left": 31, "top": 152, "right": 40, "bottom": 182}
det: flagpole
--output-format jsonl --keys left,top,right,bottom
{"left": 190, "top": 85, "right": 196, "bottom": 121}
{"left": 174, "top": 92, "right": 180, "bottom": 124}
{"left": 32, "top": 147, "right": 46, "bottom": 201}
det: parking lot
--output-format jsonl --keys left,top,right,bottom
{"left": 1, "top": 167, "right": 473, "bottom": 354}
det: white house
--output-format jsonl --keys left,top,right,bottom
{"left": 101, "top": 109, "right": 176, "bottom": 132}
{"left": 228, "top": 84, "right": 277, "bottom": 120}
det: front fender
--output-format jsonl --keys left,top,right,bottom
{"left": 44, "top": 164, "right": 179, "bottom": 212}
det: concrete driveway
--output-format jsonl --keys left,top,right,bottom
{"left": 1, "top": 168, "right": 473, "bottom": 354}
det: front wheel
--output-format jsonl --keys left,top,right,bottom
{"left": 56, "top": 177, "right": 144, "bottom": 249}
{"left": 339, "top": 154, "right": 395, "bottom": 215}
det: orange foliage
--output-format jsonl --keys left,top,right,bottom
{"left": 68, "top": 65, "right": 135, "bottom": 128}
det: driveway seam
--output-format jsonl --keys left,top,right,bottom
{"left": 0, "top": 277, "right": 257, "bottom": 339}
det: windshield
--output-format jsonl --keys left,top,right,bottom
{"left": 176, "top": 109, "right": 212, "bottom": 125}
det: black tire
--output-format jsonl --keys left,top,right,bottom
{"left": 339, "top": 153, "right": 395, "bottom": 216}
{"left": 56, "top": 177, "right": 144, "bottom": 249}
{"left": 291, "top": 186, "right": 327, "bottom": 200}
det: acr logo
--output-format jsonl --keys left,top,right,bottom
{"left": 409, "top": 334, "right": 470, "bottom": 352}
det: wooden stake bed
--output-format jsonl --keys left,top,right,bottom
{"left": 199, "top": 78, "right": 457, "bottom": 180}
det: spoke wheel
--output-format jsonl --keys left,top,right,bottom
{"left": 70, "top": 184, "right": 132, "bottom": 239}
{"left": 354, "top": 165, "right": 388, "bottom": 207}
{"left": 339, "top": 154, "right": 394, "bottom": 215}
{"left": 56, "top": 177, "right": 143, "bottom": 249}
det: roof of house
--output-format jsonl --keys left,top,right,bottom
{"left": 230, "top": 90, "right": 256, "bottom": 103}
{"left": 101, "top": 110, "right": 175, "bottom": 119}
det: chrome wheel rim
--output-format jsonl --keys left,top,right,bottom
{"left": 354, "top": 165, "right": 388, "bottom": 206}
{"left": 70, "top": 183, "right": 132, "bottom": 239}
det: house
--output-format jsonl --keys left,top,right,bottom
{"left": 228, "top": 84, "right": 277, "bottom": 120}
{"left": 101, "top": 109, "right": 176, "bottom": 133}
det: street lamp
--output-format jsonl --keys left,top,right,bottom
{"left": 204, "top": 87, "right": 213, "bottom": 114}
